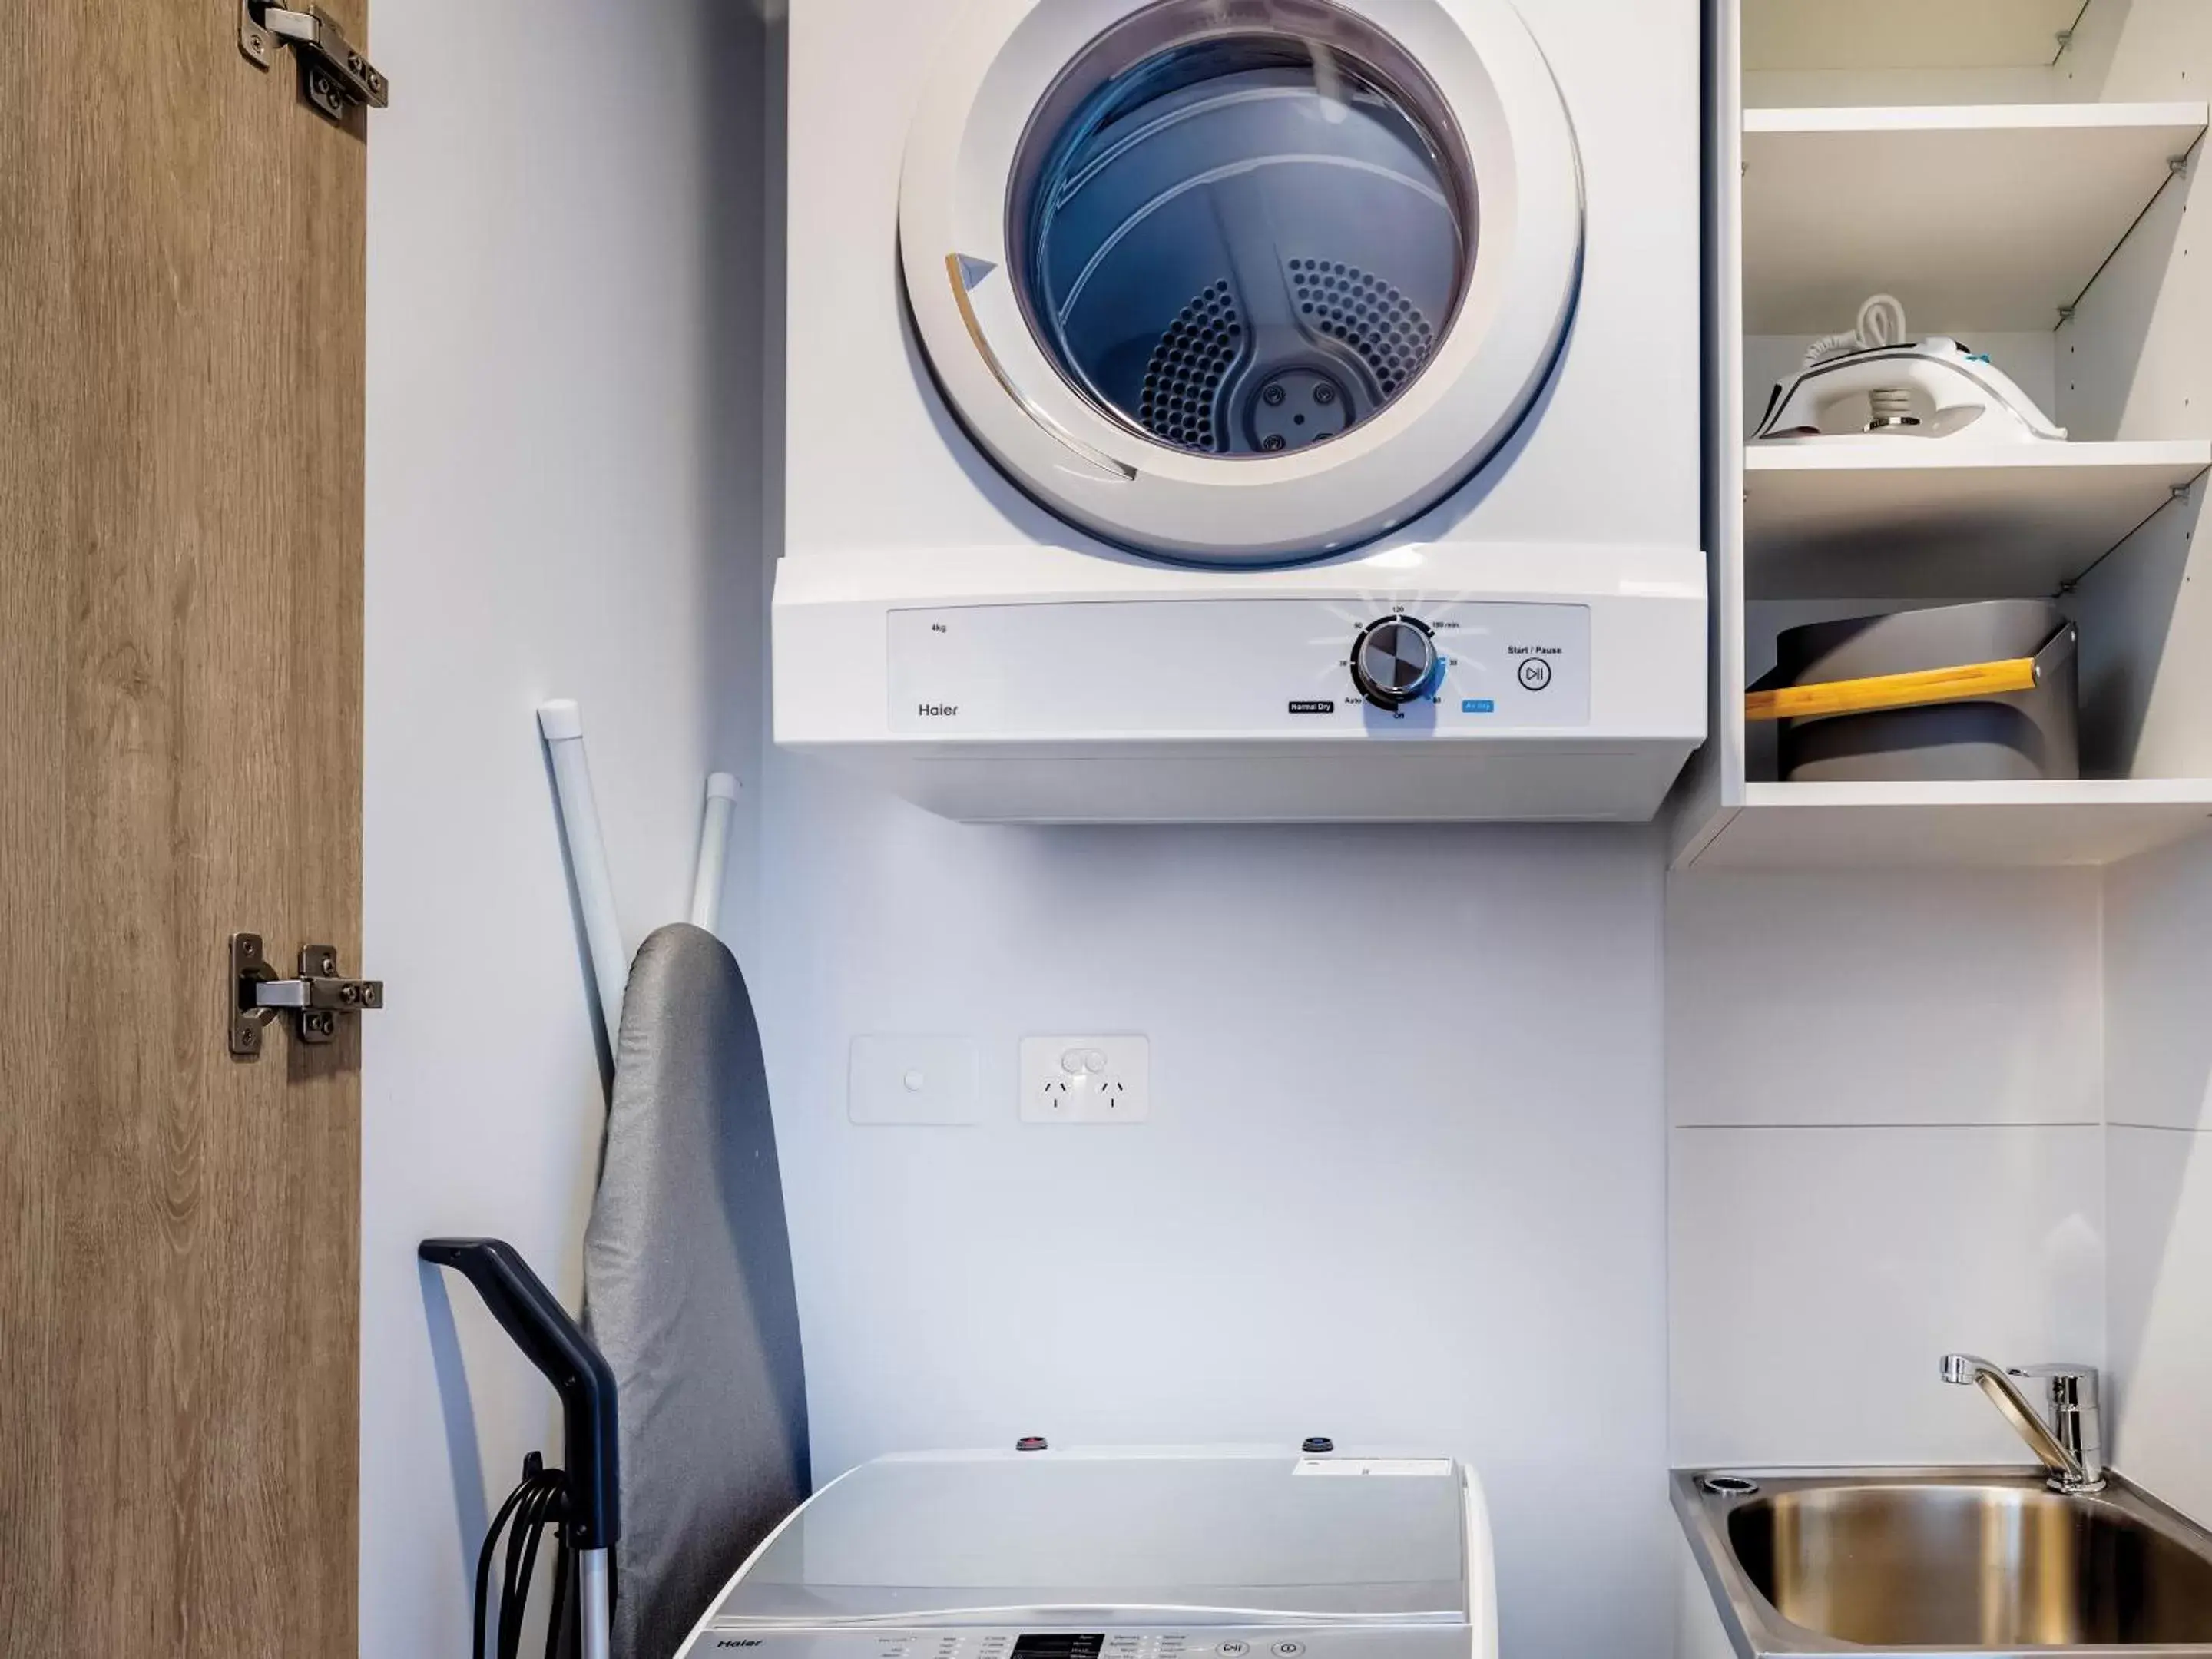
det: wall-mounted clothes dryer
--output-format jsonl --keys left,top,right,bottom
{"left": 903, "top": 0, "right": 1584, "bottom": 563}
{"left": 776, "top": 0, "right": 1708, "bottom": 823}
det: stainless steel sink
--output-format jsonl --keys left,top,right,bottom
{"left": 1675, "top": 1469, "right": 2212, "bottom": 1655}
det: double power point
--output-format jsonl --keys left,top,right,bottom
{"left": 1020, "top": 1035, "right": 1150, "bottom": 1123}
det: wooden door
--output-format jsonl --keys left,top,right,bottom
{"left": 0, "top": 3, "right": 368, "bottom": 1651}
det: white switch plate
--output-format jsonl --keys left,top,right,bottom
{"left": 849, "top": 1035, "right": 980, "bottom": 1125}
{"left": 1020, "top": 1035, "right": 1150, "bottom": 1124}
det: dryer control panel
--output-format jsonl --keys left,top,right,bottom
{"left": 886, "top": 599, "right": 1591, "bottom": 737}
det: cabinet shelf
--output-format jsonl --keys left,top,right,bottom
{"left": 1743, "top": 102, "right": 2208, "bottom": 333}
{"left": 1684, "top": 780, "right": 2212, "bottom": 869}
{"left": 1743, "top": 442, "right": 2210, "bottom": 599}
{"left": 1743, "top": 0, "right": 2087, "bottom": 73}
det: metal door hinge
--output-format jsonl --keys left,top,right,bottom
{"left": 239, "top": 2, "right": 389, "bottom": 124}
{"left": 230, "top": 933, "right": 384, "bottom": 1058}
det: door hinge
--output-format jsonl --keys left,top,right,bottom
{"left": 230, "top": 933, "right": 385, "bottom": 1059}
{"left": 239, "top": 2, "right": 389, "bottom": 124}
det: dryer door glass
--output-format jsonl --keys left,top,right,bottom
{"left": 1011, "top": 4, "right": 1474, "bottom": 459}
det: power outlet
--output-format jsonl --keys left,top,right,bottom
{"left": 1020, "top": 1035, "right": 1150, "bottom": 1124}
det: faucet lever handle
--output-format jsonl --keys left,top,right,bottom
{"left": 2009, "top": 1360, "right": 2096, "bottom": 1379}
{"left": 2008, "top": 1363, "right": 2100, "bottom": 1409}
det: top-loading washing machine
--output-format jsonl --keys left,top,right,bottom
{"left": 673, "top": 1445, "right": 1496, "bottom": 1659}
{"left": 777, "top": 0, "right": 1707, "bottom": 822}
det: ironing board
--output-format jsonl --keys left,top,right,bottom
{"left": 584, "top": 922, "right": 810, "bottom": 1659}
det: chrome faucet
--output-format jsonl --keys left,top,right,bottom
{"left": 1941, "top": 1353, "right": 2105, "bottom": 1492}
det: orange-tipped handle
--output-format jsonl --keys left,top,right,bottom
{"left": 1745, "top": 655, "right": 2040, "bottom": 723}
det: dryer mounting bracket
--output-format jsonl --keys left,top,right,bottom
{"left": 238, "top": 2, "right": 389, "bottom": 124}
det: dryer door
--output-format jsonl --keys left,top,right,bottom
{"left": 899, "top": 0, "right": 1583, "bottom": 566}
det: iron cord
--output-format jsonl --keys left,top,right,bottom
{"left": 476, "top": 1453, "right": 580, "bottom": 1659}
{"left": 1803, "top": 292, "right": 1908, "bottom": 368}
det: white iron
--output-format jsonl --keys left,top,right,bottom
{"left": 1753, "top": 294, "right": 2066, "bottom": 445}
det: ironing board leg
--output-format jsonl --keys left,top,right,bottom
{"left": 537, "top": 700, "right": 628, "bottom": 1064}
{"left": 578, "top": 1547, "right": 612, "bottom": 1659}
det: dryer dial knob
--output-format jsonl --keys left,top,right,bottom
{"left": 1351, "top": 616, "right": 1441, "bottom": 709}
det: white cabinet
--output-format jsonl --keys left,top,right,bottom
{"left": 1673, "top": 0, "right": 2212, "bottom": 870}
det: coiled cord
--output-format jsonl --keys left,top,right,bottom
{"left": 476, "top": 1453, "right": 577, "bottom": 1659}
{"left": 1805, "top": 293, "right": 1909, "bottom": 368}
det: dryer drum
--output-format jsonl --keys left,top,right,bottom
{"left": 1024, "top": 31, "right": 1465, "bottom": 458}
{"left": 1771, "top": 600, "right": 2080, "bottom": 783}
{"left": 1135, "top": 264, "right": 1439, "bottom": 454}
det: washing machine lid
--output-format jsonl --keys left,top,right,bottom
{"left": 899, "top": 0, "right": 1582, "bottom": 565}
{"left": 716, "top": 1449, "right": 1471, "bottom": 1624}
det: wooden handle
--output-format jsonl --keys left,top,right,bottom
{"left": 1745, "top": 656, "right": 2039, "bottom": 723}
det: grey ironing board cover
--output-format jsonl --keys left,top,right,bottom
{"left": 584, "top": 922, "right": 810, "bottom": 1659}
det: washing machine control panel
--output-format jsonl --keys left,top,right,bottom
{"left": 886, "top": 598, "right": 1591, "bottom": 736}
{"left": 684, "top": 1630, "right": 1469, "bottom": 1659}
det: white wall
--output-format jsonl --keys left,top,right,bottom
{"left": 753, "top": 788, "right": 1673, "bottom": 1659}
{"left": 2104, "top": 835, "right": 2212, "bottom": 1521}
{"left": 359, "top": 1, "right": 766, "bottom": 1651}
{"left": 1667, "top": 870, "right": 2108, "bottom": 1468}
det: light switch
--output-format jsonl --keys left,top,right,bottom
{"left": 849, "top": 1036, "right": 981, "bottom": 1125}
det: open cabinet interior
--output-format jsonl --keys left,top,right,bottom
{"left": 1672, "top": 0, "right": 2212, "bottom": 869}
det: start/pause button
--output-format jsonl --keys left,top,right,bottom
{"left": 1517, "top": 656, "right": 1553, "bottom": 691}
